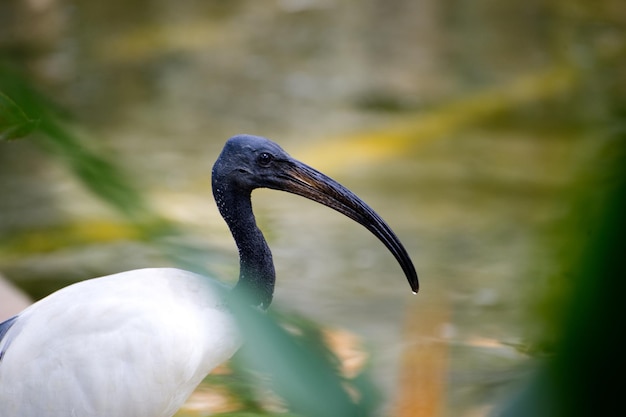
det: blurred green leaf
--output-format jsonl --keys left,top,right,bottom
{"left": 0, "top": 63, "right": 165, "bottom": 228}
{"left": 228, "top": 293, "right": 375, "bottom": 417}
{"left": 496, "top": 125, "right": 626, "bottom": 417}
{"left": 35, "top": 118, "right": 153, "bottom": 222}
{"left": 201, "top": 307, "right": 381, "bottom": 417}
{"left": 0, "top": 91, "right": 39, "bottom": 141}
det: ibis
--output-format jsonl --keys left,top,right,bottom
{"left": 0, "top": 134, "right": 418, "bottom": 417}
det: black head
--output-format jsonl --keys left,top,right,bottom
{"left": 212, "top": 134, "right": 293, "bottom": 192}
{"left": 212, "top": 134, "right": 419, "bottom": 294}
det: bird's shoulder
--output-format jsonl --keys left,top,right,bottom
{"left": 11, "top": 268, "right": 233, "bottom": 343}
{"left": 1, "top": 267, "right": 239, "bottom": 371}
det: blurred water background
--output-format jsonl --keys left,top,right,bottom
{"left": 1, "top": 1, "right": 625, "bottom": 416}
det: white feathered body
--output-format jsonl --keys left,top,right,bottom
{"left": 0, "top": 268, "right": 241, "bottom": 417}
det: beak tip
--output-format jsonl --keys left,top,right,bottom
{"left": 410, "top": 282, "right": 419, "bottom": 294}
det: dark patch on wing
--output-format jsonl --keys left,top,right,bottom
{"left": 0, "top": 315, "right": 18, "bottom": 363}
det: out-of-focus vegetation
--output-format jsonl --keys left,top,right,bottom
{"left": 0, "top": 91, "right": 38, "bottom": 141}
{"left": 1, "top": 0, "right": 625, "bottom": 416}
{"left": 223, "top": 304, "right": 381, "bottom": 417}
{"left": 0, "top": 64, "right": 156, "bottom": 223}
{"left": 496, "top": 137, "right": 626, "bottom": 417}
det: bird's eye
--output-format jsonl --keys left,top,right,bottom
{"left": 257, "top": 152, "right": 273, "bottom": 167}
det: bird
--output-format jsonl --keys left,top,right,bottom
{"left": 0, "top": 134, "right": 418, "bottom": 417}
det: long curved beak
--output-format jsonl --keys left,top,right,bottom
{"left": 270, "top": 159, "right": 419, "bottom": 294}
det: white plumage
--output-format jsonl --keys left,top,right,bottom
{"left": 0, "top": 268, "right": 240, "bottom": 417}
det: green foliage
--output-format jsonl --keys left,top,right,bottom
{"left": 215, "top": 296, "right": 380, "bottom": 417}
{"left": 0, "top": 91, "right": 39, "bottom": 141}
{"left": 496, "top": 107, "right": 626, "bottom": 417}
{"left": 0, "top": 63, "right": 168, "bottom": 232}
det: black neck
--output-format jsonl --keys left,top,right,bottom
{"left": 214, "top": 184, "right": 275, "bottom": 309}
